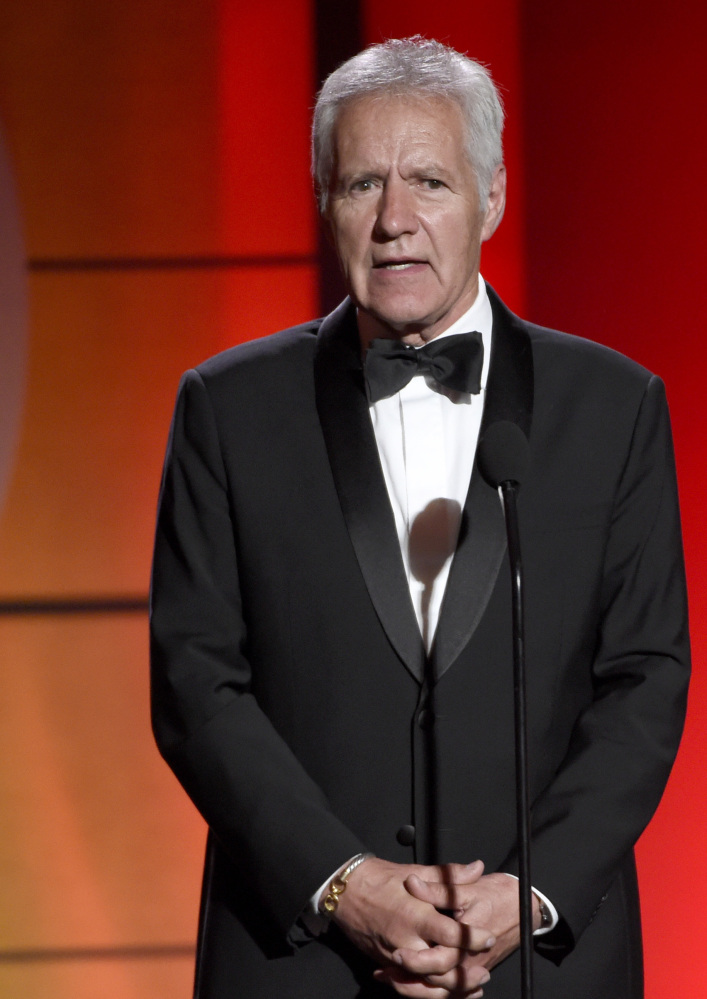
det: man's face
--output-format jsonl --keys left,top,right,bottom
{"left": 325, "top": 94, "right": 505, "bottom": 344}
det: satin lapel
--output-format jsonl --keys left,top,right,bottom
{"left": 432, "top": 287, "right": 534, "bottom": 680}
{"left": 314, "top": 299, "right": 426, "bottom": 683}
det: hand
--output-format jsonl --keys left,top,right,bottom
{"left": 393, "top": 871, "right": 542, "bottom": 992}
{"left": 332, "top": 857, "right": 495, "bottom": 997}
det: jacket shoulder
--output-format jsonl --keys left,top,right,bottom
{"left": 195, "top": 319, "right": 323, "bottom": 385}
{"left": 525, "top": 321, "right": 655, "bottom": 390}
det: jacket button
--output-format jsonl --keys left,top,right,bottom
{"left": 417, "top": 708, "right": 434, "bottom": 730}
{"left": 396, "top": 824, "right": 416, "bottom": 846}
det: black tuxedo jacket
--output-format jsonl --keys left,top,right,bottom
{"left": 150, "top": 289, "right": 689, "bottom": 999}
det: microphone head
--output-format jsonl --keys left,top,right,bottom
{"left": 478, "top": 421, "right": 530, "bottom": 488}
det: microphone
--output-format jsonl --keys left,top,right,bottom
{"left": 478, "top": 421, "right": 534, "bottom": 999}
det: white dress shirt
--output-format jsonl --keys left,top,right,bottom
{"left": 369, "top": 274, "right": 492, "bottom": 650}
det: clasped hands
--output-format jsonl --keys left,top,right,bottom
{"left": 332, "top": 857, "right": 539, "bottom": 998}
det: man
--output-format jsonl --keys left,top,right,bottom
{"left": 150, "top": 37, "right": 689, "bottom": 999}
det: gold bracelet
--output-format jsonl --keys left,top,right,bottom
{"left": 321, "top": 852, "right": 374, "bottom": 915}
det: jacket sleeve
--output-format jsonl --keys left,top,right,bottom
{"left": 149, "top": 368, "right": 366, "bottom": 942}
{"left": 503, "top": 374, "right": 690, "bottom": 960}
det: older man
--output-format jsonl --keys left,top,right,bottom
{"left": 150, "top": 37, "right": 689, "bottom": 999}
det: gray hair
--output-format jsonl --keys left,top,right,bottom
{"left": 312, "top": 36, "right": 504, "bottom": 213}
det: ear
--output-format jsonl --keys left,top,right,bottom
{"left": 480, "top": 164, "right": 507, "bottom": 242}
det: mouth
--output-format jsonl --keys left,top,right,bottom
{"left": 373, "top": 259, "right": 426, "bottom": 271}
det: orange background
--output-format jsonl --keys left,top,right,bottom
{"left": 0, "top": 1, "right": 704, "bottom": 995}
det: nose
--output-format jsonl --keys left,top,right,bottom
{"left": 374, "top": 177, "right": 419, "bottom": 239}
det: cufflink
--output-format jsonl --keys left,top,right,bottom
{"left": 537, "top": 897, "right": 552, "bottom": 929}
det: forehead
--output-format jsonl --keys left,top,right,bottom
{"left": 332, "top": 93, "right": 470, "bottom": 171}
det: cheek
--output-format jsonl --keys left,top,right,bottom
{"left": 333, "top": 217, "right": 370, "bottom": 267}
{"left": 443, "top": 215, "right": 484, "bottom": 267}
{"left": 424, "top": 206, "right": 473, "bottom": 248}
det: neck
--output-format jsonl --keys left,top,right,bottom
{"left": 356, "top": 282, "right": 482, "bottom": 351}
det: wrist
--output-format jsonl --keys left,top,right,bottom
{"left": 319, "top": 852, "right": 375, "bottom": 918}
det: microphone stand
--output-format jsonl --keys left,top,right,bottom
{"left": 498, "top": 478, "right": 533, "bottom": 999}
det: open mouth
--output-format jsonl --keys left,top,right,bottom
{"left": 374, "top": 259, "right": 425, "bottom": 271}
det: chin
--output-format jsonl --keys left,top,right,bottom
{"left": 368, "top": 301, "right": 439, "bottom": 333}
{"left": 369, "top": 315, "right": 430, "bottom": 339}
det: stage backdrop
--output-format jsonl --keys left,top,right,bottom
{"left": 0, "top": 1, "right": 704, "bottom": 996}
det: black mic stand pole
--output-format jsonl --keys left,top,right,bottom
{"left": 498, "top": 477, "right": 533, "bottom": 999}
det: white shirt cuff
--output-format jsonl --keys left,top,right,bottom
{"left": 502, "top": 873, "right": 559, "bottom": 935}
{"left": 300, "top": 855, "right": 362, "bottom": 937}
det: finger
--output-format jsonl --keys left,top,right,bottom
{"left": 443, "top": 860, "right": 485, "bottom": 884}
{"left": 407, "top": 875, "right": 489, "bottom": 923}
{"left": 393, "top": 945, "right": 494, "bottom": 977}
{"left": 418, "top": 860, "right": 484, "bottom": 885}
{"left": 418, "top": 908, "right": 495, "bottom": 953}
{"left": 374, "top": 965, "right": 484, "bottom": 999}
{"left": 404, "top": 874, "right": 493, "bottom": 932}
{"left": 414, "top": 963, "right": 491, "bottom": 995}
{"left": 406, "top": 874, "right": 450, "bottom": 905}
{"left": 393, "top": 945, "right": 461, "bottom": 976}
{"left": 373, "top": 965, "right": 445, "bottom": 997}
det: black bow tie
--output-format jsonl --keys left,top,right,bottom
{"left": 364, "top": 331, "right": 484, "bottom": 403}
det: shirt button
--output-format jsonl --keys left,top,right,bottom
{"left": 396, "top": 824, "right": 416, "bottom": 847}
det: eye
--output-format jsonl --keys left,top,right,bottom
{"left": 421, "top": 178, "right": 445, "bottom": 190}
{"left": 350, "top": 178, "right": 376, "bottom": 194}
